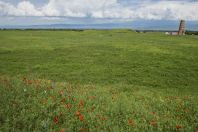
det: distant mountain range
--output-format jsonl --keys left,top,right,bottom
{"left": 0, "top": 20, "right": 197, "bottom": 31}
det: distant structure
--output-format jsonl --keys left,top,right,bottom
{"left": 171, "top": 32, "right": 178, "bottom": 36}
{"left": 165, "top": 20, "right": 186, "bottom": 36}
{"left": 178, "top": 20, "right": 185, "bottom": 35}
{"left": 165, "top": 32, "right": 178, "bottom": 36}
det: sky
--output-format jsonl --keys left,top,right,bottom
{"left": 0, "top": 0, "right": 198, "bottom": 26}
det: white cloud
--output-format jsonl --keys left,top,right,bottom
{"left": 136, "top": 1, "right": 198, "bottom": 21}
{"left": 0, "top": 0, "right": 198, "bottom": 20}
{"left": 0, "top": 1, "right": 42, "bottom": 16}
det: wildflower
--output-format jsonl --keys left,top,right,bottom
{"left": 92, "top": 96, "right": 95, "bottom": 100}
{"left": 82, "top": 128, "right": 85, "bottom": 132}
{"left": 79, "top": 114, "right": 84, "bottom": 121}
{"left": 53, "top": 116, "right": 59, "bottom": 124}
{"left": 176, "top": 125, "right": 182, "bottom": 129}
{"left": 128, "top": 119, "right": 135, "bottom": 126}
{"left": 66, "top": 104, "right": 71, "bottom": 109}
{"left": 48, "top": 80, "right": 52, "bottom": 84}
{"left": 28, "top": 80, "right": 32, "bottom": 85}
{"left": 149, "top": 120, "right": 157, "bottom": 127}
{"left": 60, "top": 98, "right": 66, "bottom": 103}
{"left": 60, "top": 128, "right": 66, "bottom": 132}
{"left": 79, "top": 100, "right": 84, "bottom": 107}
{"left": 75, "top": 110, "right": 81, "bottom": 116}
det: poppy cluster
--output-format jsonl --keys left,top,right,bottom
{"left": 22, "top": 77, "right": 43, "bottom": 87}
{"left": 53, "top": 116, "right": 59, "bottom": 124}
{"left": 176, "top": 125, "right": 182, "bottom": 129}
{"left": 75, "top": 110, "right": 84, "bottom": 121}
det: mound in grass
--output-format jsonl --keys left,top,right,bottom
{"left": 0, "top": 76, "right": 197, "bottom": 131}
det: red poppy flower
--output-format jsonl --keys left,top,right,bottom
{"left": 53, "top": 116, "right": 59, "bottom": 124}
{"left": 28, "top": 80, "right": 32, "bottom": 85}
{"left": 66, "top": 103, "right": 71, "bottom": 109}
{"left": 176, "top": 125, "right": 182, "bottom": 129}
{"left": 79, "top": 114, "right": 84, "bottom": 121}
{"left": 82, "top": 127, "right": 85, "bottom": 132}
{"left": 128, "top": 119, "right": 135, "bottom": 126}
{"left": 75, "top": 110, "right": 81, "bottom": 116}
{"left": 92, "top": 96, "right": 95, "bottom": 100}
{"left": 60, "top": 128, "right": 65, "bottom": 132}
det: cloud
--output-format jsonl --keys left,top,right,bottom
{"left": 0, "top": 0, "right": 198, "bottom": 20}
{"left": 0, "top": 1, "right": 42, "bottom": 16}
{"left": 136, "top": 1, "right": 198, "bottom": 20}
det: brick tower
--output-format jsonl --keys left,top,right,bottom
{"left": 178, "top": 20, "right": 185, "bottom": 35}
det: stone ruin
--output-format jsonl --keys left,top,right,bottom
{"left": 165, "top": 20, "right": 186, "bottom": 36}
{"left": 178, "top": 20, "right": 185, "bottom": 35}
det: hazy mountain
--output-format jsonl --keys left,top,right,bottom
{"left": 0, "top": 20, "right": 197, "bottom": 31}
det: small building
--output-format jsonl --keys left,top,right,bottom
{"left": 170, "top": 32, "right": 178, "bottom": 35}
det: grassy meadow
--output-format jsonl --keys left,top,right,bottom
{"left": 0, "top": 30, "right": 198, "bottom": 131}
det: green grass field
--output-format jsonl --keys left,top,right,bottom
{"left": 0, "top": 30, "right": 198, "bottom": 131}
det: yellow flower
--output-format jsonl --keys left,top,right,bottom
{"left": 48, "top": 80, "right": 51, "bottom": 84}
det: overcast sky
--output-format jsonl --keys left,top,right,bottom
{"left": 0, "top": 0, "right": 198, "bottom": 25}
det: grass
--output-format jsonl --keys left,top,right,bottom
{"left": 0, "top": 29, "right": 198, "bottom": 131}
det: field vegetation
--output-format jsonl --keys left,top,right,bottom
{"left": 0, "top": 30, "right": 198, "bottom": 131}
